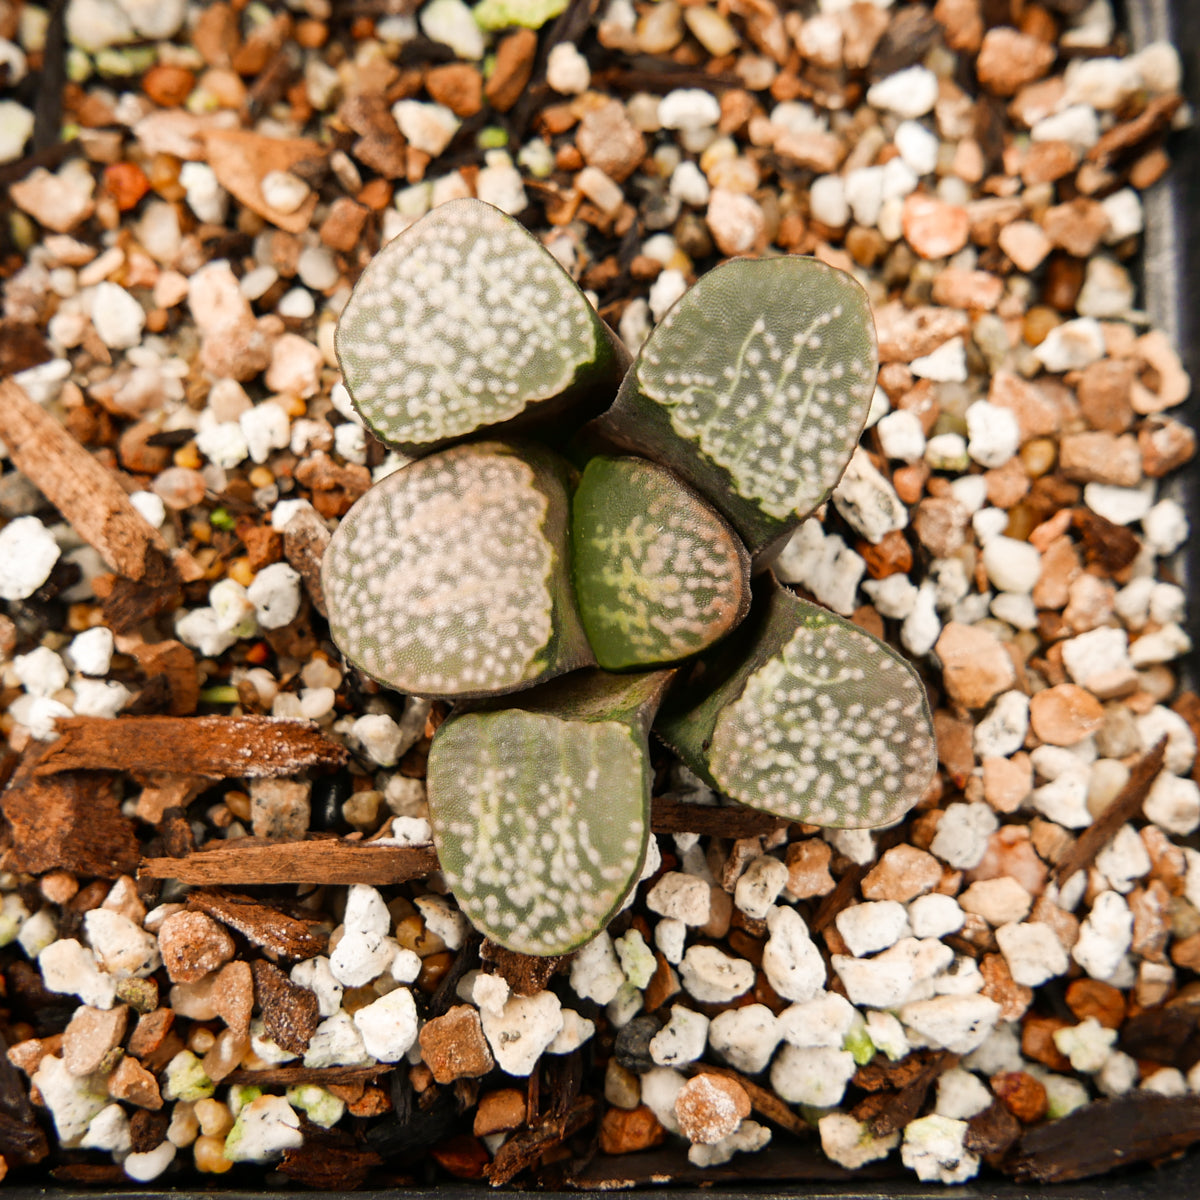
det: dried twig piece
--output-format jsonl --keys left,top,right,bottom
{"left": 0, "top": 379, "right": 177, "bottom": 588}
{"left": 486, "top": 1096, "right": 595, "bottom": 1187}
{"left": 140, "top": 837, "right": 437, "bottom": 886}
{"left": 224, "top": 1064, "right": 393, "bottom": 1088}
{"left": 35, "top": 715, "right": 348, "bottom": 779}
{"left": 650, "top": 794, "right": 788, "bottom": 839}
{"left": 1054, "top": 738, "right": 1166, "bottom": 886}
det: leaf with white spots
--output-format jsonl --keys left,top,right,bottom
{"left": 657, "top": 577, "right": 935, "bottom": 828}
{"left": 571, "top": 456, "right": 751, "bottom": 670}
{"left": 428, "top": 670, "right": 673, "bottom": 956}
{"left": 590, "top": 256, "right": 877, "bottom": 560}
{"left": 321, "top": 441, "right": 593, "bottom": 699}
{"left": 336, "top": 198, "right": 629, "bottom": 454}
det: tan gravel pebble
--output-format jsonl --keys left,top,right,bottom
{"left": 577, "top": 100, "right": 647, "bottom": 183}
{"left": 860, "top": 845, "right": 943, "bottom": 903}
{"left": 998, "top": 220, "right": 1052, "bottom": 272}
{"left": 936, "top": 622, "right": 1018, "bottom": 710}
{"left": 1029, "top": 684, "right": 1106, "bottom": 746}
{"left": 418, "top": 1005, "right": 495, "bottom": 1084}
{"left": 157, "top": 911, "right": 236, "bottom": 984}
{"left": 674, "top": 1073, "right": 751, "bottom": 1145}
{"left": 63, "top": 1004, "right": 127, "bottom": 1076}
{"left": 474, "top": 1087, "right": 526, "bottom": 1135}
{"left": 599, "top": 1104, "right": 666, "bottom": 1155}
{"left": 902, "top": 194, "right": 970, "bottom": 260}
{"left": 1041, "top": 198, "right": 1110, "bottom": 257}
{"left": 1059, "top": 431, "right": 1143, "bottom": 487}
{"left": 982, "top": 754, "right": 1033, "bottom": 813}
{"left": 785, "top": 839, "right": 836, "bottom": 899}
{"left": 107, "top": 1054, "right": 164, "bottom": 1110}
{"left": 975, "top": 28, "right": 1056, "bottom": 96}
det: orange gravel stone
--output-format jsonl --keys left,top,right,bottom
{"left": 976, "top": 28, "right": 1056, "bottom": 96}
{"left": 102, "top": 162, "right": 151, "bottom": 212}
{"left": 142, "top": 63, "right": 195, "bottom": 107}
{"left": 1029, "top": 684, "right": 1105, "bottom": 746}
{"left": 599, "top": 1104, "right": 666, "bottom": 1155}
{"left": 991, "top": 1070, "right": 1048, "bottom": 1123}
{"left": 1065, "top": 979, "right": 1126, "bottom": 1029}
{"left": 902, "top": 194, "right": 970, "bottom": 260}
{"left": 674, "top": 1074, "right": 750, "bottom": 1145}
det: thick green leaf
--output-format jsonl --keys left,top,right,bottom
{"left": 336, "top": 198, "right": 628, "bottom": 455}
{"left": 657, "top": 578, "right": 935, "bottom": 828}
{"left": 428, "top": 670, "right": 672, "bottom": 955}
{"left": 571, "top": 456, "right": 751, "bottom": 670}
{"left": 321, "top": 441, "right": 592, "bottom": 699}
{"left": 591, "top": 256, "right": 877, "bottom": 560}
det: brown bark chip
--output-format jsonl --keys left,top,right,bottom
{"left": 418, "top": 1006, "right": 494, "bottom": 1084}
{"left": 0, "top": 380, "right": 178, "bottom": 591}
{"left": 1, "top": 753, "right": 139, "bottom": 880}
{"left": 188, "top": 890, "right": 328, "bottom": 961}
{"left": 251, "top": 960, "right": 321, "bottom": 1056}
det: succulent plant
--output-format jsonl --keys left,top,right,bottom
{"left": 323, "top": 198, "right": 937, "bottom": 956}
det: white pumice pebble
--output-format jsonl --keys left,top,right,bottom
{"left": 546, "top": 41, "right": 590, "bottom": 93}
{"left": 995, "top": 922, "right": 1069, "bottom": 986}
{"left": 901, "top": 1114, "right": 980, "bottom": 1183}
{"left": 974, "top": 691, "right": 1030, "bottom": 758}
{"left": 1073, "top": 891, "right": 1133, "bottom": 981}
{"left": 831, "top": 448, "right": 908, "bottom": 543}
{"left": 934, "top": 1067, "right": 993, "bottom": 1119}
{"left": 468, "top": 971, "right": 510, "bottom": 1016}
{"left": 14, "top": 645, "right": 69, "bottom": 697}
{"left": 224, "top": 1095, "right": 304, "bottom": 1162}
{"left": 679, "top": 945, "right": 755, "bottom": 1003}
{"left": 548, "top": 1009, "right": 595, "bottom": 1054}
{"left": 390, "top": 948, "right": 421, "bottom": 983}
{"left": 866, "top": 1010, "right": 910, "bottom": 1060}
{"left": 1095, "top": 824, "right": 1151, "bottom": 892}
{"left": 646, "top": 872, "right": 712, "bottom": 925}
{"left": 291, "top": 956, "right": 343, "bottom": 1017}
{"left": 1053, "top": 1016, "right": 1117, "bottom": 1073}
{"left": 899, "top": 994, "right": 1002, "bottom": 1054}
{"left": 912, "top": 338, "right": 967, "bottom": 383}
{"left": 413, "top": 894, "right": 468, "bottom": 949}
{"left": 655, "top": 917, "right": 687, "bottom": 964}
{"left": 966, "top": 401, "right": 1020, "bottom": 467}
{"left": 819, "top": 1113, "right": 899, "bottom": 1169}
{"left": 72, "top": 678, "right": 131, "bottom": 719}
{"left": 67, "top": 626, "right": 114, "bottom": 676}
{"left": 707, "top": 1004, "right": 781, "bottom": 1074}
{"left": 81, "top": 1103, "right": 132, "bottom": 1154}
{"left": 770, "top": 1044, "right": 857, "bottom": 1107}
{"left": 834, "top": 939, "right": 951, "bottom": 1010}
{"left": 1137, "top": 706, "right": 1196, "bottom": 775}
{"left": 569, "top": 932, "right": 626, "bottom": 1005}
{"left": 83, "top": 908, "right": 160, "bottom": 978}
{"left": 247, "top": 562, "right": 302, "bottom": 630}
{"left": 1084, "top": 481, "right": 1155, "bottom": 526}
{"left": 1098, "top": 1049, "right": 1141, "bottom": 1096}
{"left": 761, "top": 905, "right": 825, "bottom": 1002}
{"left": 907, "top": 893, "right": 965, "bottom": 940}
{"left": 352, "top": 987, "right": 419, "bottom": 1062}
{"left": 481, "top": 992, "right": 564, "bottom": 1076}
{"left": 650, "top": 1005, "right": 710, "bottom": 1067}
{"left": 959, "top": 877, "right": 1032, "bottom": 926}
{"left": 640, "top": 1067, "right": 686, "bottom": 1134}
{"left": 894, "top": 120, "right": 939, "bottom": 175}
{"left": 1142, "top": 1067, "right": 1188, "bottom": 1096}
{"left": 240, "top": 402, "right": 291, "bottom": 465}
{"left": 39, "top": 939, "right": 116, "bottom": 1009}
{"left": 777, "top": 990, "right": 857, "bottom": 1049}
{"left": 863, "top": 573, "right": 918, "bottom": 619}
{"left": 867, "top": 66, "right": 939, "bottom": 118}
{"left": 933, "top": 955, "right": 984, "bottom": 996}
{"left": 329, "top": 930, "right": 397, "bottom": 987}
{"left": 972, "top": 507, "right": 1010, "bottom": 546}
{"left": 733, "top": 855, "right": 789, "bottom": 919}
{"left": 1143, "top": 772, "right": 1200, "bottom": 835}
{"left": 658, "top": 88, "right": 721, "bottom": 130}
{"left": 876, "top": 409, "right": 926, "bottom": 463}
{"left": 835, "top": 901, "right": 911, "bottom": 957}
{"left": 929, "top": 803, "right": 997, "bottom": 869}
{"left": 1032, "top": 767, "right": 1093, "bottom": 828}
{"left": 982, "top": 536, "right": 1042, "bottom": 593}
{"left": 1130, "top": 622, "right": 1193, "bottom": 667}
{"left": 32, "top": 1054, "right": 109, "bottom": 1147}
{"left": 303, "top": 1012, "right": 372, "bottom": 1068}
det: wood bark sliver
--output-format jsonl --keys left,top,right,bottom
{"left": 0, "top": 378, "right": 178, "bottom": 589}
{"left": 1054, "top": 738, "right": 1166, "bottom": 886}
{"left": 140, "top": 835, "right": 438, "bottom": 886}
{"left": 34, "top": 715, "right": 348, "bottom": 780}
{"left": 201, "top": 128, "right": 326, "bottom": 233}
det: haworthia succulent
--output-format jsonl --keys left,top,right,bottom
{"left": 336, "top": 197, "right": 628, "bottom": 455}
{"left": 590, "top": 256, "right": 878, "bottom": 561}
{"left": 321, "top": 441, "right": 593, "bottom": 699}
{"left": 427, "top": 670, "right": 673, "bottom": 955}
{"left": 571, "top": 455, "right": 751, "bottom": 670}
{"left": 657, "top": 577, "right": 935, "bottom": 828}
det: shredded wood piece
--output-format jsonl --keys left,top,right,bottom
{"left": 140, "top": 836, "right": 437, "bottom": 886}
{"left": 1054, "top": 738, "right": 1167, "bottom": 886}
{"left": 189, "top": 890, "right": 328, "bottom": 959}
{"left": 650, "top": 794, "right": 788, "bottom": 838}
{"left": 487, "top": 1096, "right": 595, "bottom": 1187}
{"left": 0, "top": 378, "right": 178, "bottom": 588}
{"left": 224, "top": 1064, "right": 393, "bottom": 1088}
{"left": 35, "top": 715, "right": 348, "bottom": 779}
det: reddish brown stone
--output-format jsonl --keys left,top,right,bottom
{"left": 157, "top": 911, "right": 235, "bottom": 984}
{"left": 128, "top": 1008, "right": 174, "bottom": 1060}
{"left": 991, "top": 1071, "right": 1048, "bottom": 1123}
{"left": 425, "top": 63, "right": 483, "bottom": 118}
{"left": 598, "top": 1104, "right": 666, "bottom": 1155}
{"left": 1021, "top": 1014, "right": 1072, "bottom": 1072}
{"left": 675, "top": 1074, "right": 750, "bottom": 1145}
{"left": 484, "top": 29, "right": 537, "bottom": 113}
{"left": 858, "top": 529, "right": 913, "bottom": 579}
{"left": 319, "top": 198, "right": 369, "bottom": 253}
{"left": 418, "top": 1006, "right": 494, "bottom": 1084}
{"left": 142, "top": 64, "right": 195, "bottom": 107}
{"left": 107, "top": 1054, "right": 163, "bottom": 1110}
{"left": 1065, "top": 979, "right": 1126, "bottom": 1030}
